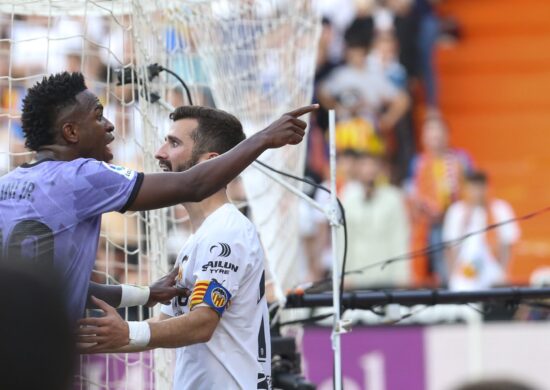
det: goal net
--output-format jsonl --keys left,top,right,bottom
{"left": 0, "top": 0, "right": 320, "bottom": 388}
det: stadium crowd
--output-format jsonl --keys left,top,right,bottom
{"left": 305, "top": 0, "right": 521, "bottom": 292}
{"left": 0, "top": 0, "right": 524, "bottom": 301}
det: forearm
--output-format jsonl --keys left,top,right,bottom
{"left": 87, "top": 282, "right": 151, "bottom": 308}
{"left": 129, "top": 134, "right": 267, "bottom": 211}
{"left": 498, "top": 244, "right": 511, "bottom": 267}
{"left": 446, "top": 247, "right": 458, "bottom": 274}
{"left": 83, "top": 316, "right": 162, "bottom": 354}
{"left": 87, "top": 282, "right": 122, "bottom": 308}
{"left": 182, "top": 133, "right": 267, "bottom": 201}
{"left": 148, "top": 310, "right": 217, "bottom": 349}
{"left": 380, "top": 92, "right": 410, "bottom": 128}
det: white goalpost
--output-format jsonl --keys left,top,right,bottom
{"left": 0, "top": 0, "right": 332, "bottom": 388}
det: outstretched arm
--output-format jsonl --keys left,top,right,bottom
{"left": 86, "top": 268, "right": 189, "bottom": 309}
{"left": 77, "top": 297, "right": 219, "bottom": 354}
{"left": 128, "top": 104, "right": 317, "bottom": 211}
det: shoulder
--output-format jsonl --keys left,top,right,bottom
{"left": 380, "top": 184, "right": 405, "bottom": 201}
{"left": 445, "top": 201, "right": 466, "bottom": 219}
{"left": 490, "top": 199, "right": 515, "bottom": 217}
{"left": 197, "top": 206, "right": 262, "bottom": 268}
{"left": 13, "top": 158, "right": 91, "bottom": 179}
{"left": 448, "top": 200, "right": 466, "bottom": 211}
{"left": 450, "top": 148, "right": 473, "bottom": 170}
{"left": 68, "top": 159, "right": 139, "bottom": 183}
{"left": 203, "top": 205, "right": 258, "bottom": 245}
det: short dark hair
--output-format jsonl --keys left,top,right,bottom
{"left": 344, "top": 17, "right": 374, "bottom": 49}
{"left": 21, "top": 72, "right": 87, "bottom": 151}
{"left": 466, "top": 170, "right": 488, "bottom": 184}
{"left": 169, "top": 106, "right": 245, "bottom": 157}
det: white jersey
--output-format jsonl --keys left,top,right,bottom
{"left": 161, "top": 203, "right": 271, "bottom": 390}
{"left": 443, "top": 199, "right": 520, "bottom": 291}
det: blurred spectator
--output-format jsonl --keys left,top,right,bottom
{"left": 367, "top": 31, "right": 408, "bottom": 90}
{"left": 314, "top": 0, "right": 360, "bottom": 62}
{"left": 415, "top": 0, "right": 441, "bottom": 108}
{"left": 311, "top": 150, "right": 363, "bottom": 280}
{"left": 386, "top": 0, "right": 419, "bottom": 82}
{"left": 318, "top": 24, "right": 409, "bottom": 154}
{"left": 343, "top": 152, "right": 410, "bottom": 289}
{"left": 298, "top": 171, "right": 328, "bottom": 282}
{"left": 443, "top": 171, "right": 519, "bottom": 291}
{"left": 409, "top": 116, "right": 472, "bottom": 286}
{"left": 314, "top": 18, "right": 344, "bottom": 132}
{"left": 367, "top": 30, "right": 416, "bottom": 183}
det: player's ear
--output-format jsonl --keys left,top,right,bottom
{"left": 61, "top": 122, "right": 79, "bottom": 145}
{"left": 205, "top": 152, "right": 219, "bottom": 160}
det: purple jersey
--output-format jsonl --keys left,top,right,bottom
{"left": 0, "top": 158, "right": 143, "bottom": 323}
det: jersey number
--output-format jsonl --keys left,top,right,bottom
{"left": 0, "top": 220, "right": 54, "bottom": 266}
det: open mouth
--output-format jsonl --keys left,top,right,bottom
{"left": 104, "top": 136, "right": 115, "bottom": 161}
{"left": 159, "top": 161, "right": 172, "bottom": 172}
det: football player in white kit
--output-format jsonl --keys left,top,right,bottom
{"left": 77, "top": 105, "right": 314, "bottom": 389}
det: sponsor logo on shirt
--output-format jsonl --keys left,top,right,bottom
{"left": 201, "top": 260, "right": 239, "bottom": 274}
{"left": 209, "top": 242, "right": 231, "bottom": 257}
{"left": 101, "top": 162, "right": 136, "bottom": 180}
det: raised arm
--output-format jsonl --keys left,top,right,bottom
{"left": 128, "top": 104, "right": 318, "bottom": 211}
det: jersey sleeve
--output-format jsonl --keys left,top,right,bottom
{"left": 493, "top": 200, "right": 520, "bottom": 244}
{"left": 188, "top": 232, "right": 249, "bottom": 316}
{"left": 442, "top": 202, "right": 462, "bottom": 242}
{"left": 71, "top": 159, "right": 143, "bottom": 219}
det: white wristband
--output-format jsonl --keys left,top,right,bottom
{"left": 127, "top": 321, "right": 151, "bottom": 347}
{"left": 119, "top": 285, "right": 150, "bottom": 308}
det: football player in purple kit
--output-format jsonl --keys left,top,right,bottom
{"left": 0, "top": 72, "right": 316, "bottom": 324}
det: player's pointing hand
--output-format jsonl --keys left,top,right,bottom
{"left": 258, "top": 104, "right": 318, "bottom": 148}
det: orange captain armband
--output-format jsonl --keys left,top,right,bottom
{"left": 190, "top": 279, "right": 232, "bottom": 315}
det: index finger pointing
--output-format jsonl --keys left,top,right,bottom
{"left": 286, "top": 104, "right": 319, "bottom": 117}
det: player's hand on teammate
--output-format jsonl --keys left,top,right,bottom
{"left": 76, "top": 296, "right": 129, "bottom": 353}
{"left": 147, "top": 266, "right": 189, "bottom": 307}
{"left": 258, "top": 104, "right": 319, "bottom": 148}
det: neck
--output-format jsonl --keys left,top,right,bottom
{"left": 431, "top": 147, "right": 448, "bottom": 158}
{"left": 184, "top": 190, "right": 230, "bottom": 232}
{"left": 35, "top": 145, "right": 79, "bottom": 162}
{"left": 363, "top": 181, "right": 376, "bottom": 199}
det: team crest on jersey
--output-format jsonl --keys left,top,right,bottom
{"left": 101, "top": 162, "right": 136, "bottom": 180}
{"left": 201, "top": 279, "right": 232, "bottom": 315}
{"left": 210, "top": 287, "right": 228, "bottom": 308}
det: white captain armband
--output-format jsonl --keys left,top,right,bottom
{"left": 127, "top": 321, "right": 151, "bottom": 347}
{"left": 118, "top": 285, "right": 150, "bottom": 308}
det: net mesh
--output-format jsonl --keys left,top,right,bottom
{"left": 0, "top": 0, "right": 320, "bottom": 388}
{"left": 177, "top": 0, "right": 321, "bottom": 293}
